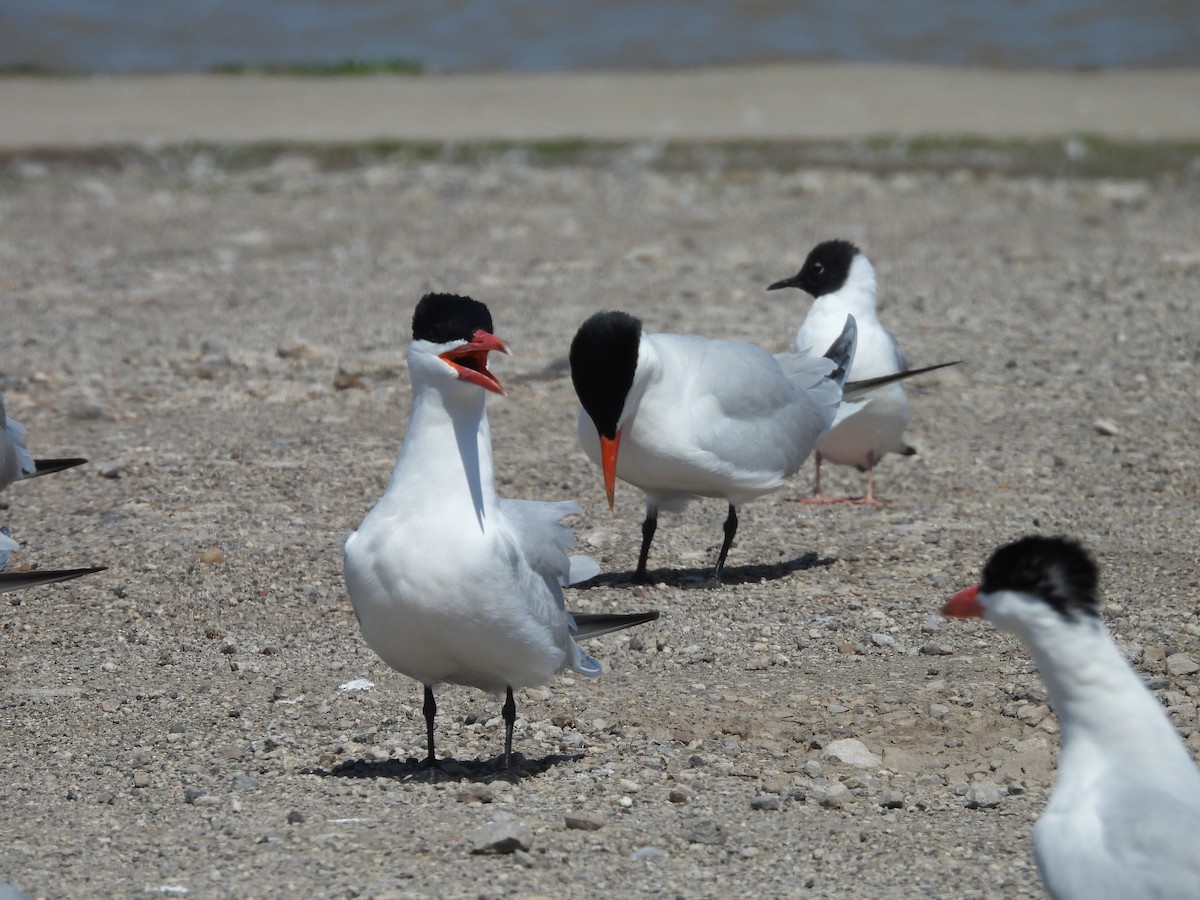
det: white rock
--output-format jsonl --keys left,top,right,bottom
{"left": 965, "top": 782, "right": 1003, "bottom": 809}
{"left": 812, "top": 781, "right": 850, "bottom": 808}
{"left": 824, "top": 738, "right": 882, "bottom": 769}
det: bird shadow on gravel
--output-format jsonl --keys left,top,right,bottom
{"left": 576, "top": 551, "right": 835, "bottom": 590}
{"left": 301, "top": 751, "right": 583, "bottom": 784}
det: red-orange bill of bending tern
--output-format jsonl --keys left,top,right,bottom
{"left": 942, "top": 584, "right": 984, "bottom": 618}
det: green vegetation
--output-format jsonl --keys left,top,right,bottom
{"left": 0, "top": 63, "right": 81, "bottom": 77}
{"left": 2, "top": 136, "right": 1196, "bottom": 181}
{"left": 209, "top": 58, "right": 423, "bottom": 76}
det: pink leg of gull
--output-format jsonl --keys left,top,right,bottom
{"left": 849, "top": 453, "right": 887, "bottom": 506}
{"left": 800, "top": 452, "right": 853, "bottom": 505}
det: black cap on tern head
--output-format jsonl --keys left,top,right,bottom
{"left": 768, "top": 239, "right": 860, "bottom": 298}
{"left": 412, "top": 293, "right": 494, "bottom": 344}
{"left": 569, "top": 310, "right": 642, "bottom": 440}
{"left": 981, "top": 535, "right": 1101, "bottom": 621}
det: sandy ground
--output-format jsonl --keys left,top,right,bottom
{"left": 1, "top": 72, "right": 1199, "bottom": 898}
{"left": 3, "top": 65, "right": 1200, "bottom": 147}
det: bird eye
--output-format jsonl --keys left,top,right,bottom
{"left": 813, "top": 262, "right": 824, "bottom": 274}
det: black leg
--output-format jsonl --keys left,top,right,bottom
{"left": 501, "top": 686, "right": 517, "bottom": 769}
{"left": 714, "top": 504, "right": 738, "bottom": 580}
{"left": 422, "top": 684, "right": 437, "bottom": 766}
{"left": 635, "top": 506, "right": 658, "bottom": 583}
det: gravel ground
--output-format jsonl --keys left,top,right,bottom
{"left": 1, "top": 149, "right": 1198, "bottom": 899}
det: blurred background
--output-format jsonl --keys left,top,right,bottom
{"left": 2, "top": 0, "right": 1199, "bottom": 75}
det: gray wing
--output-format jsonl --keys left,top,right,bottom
{"left": 0, "top": 415, "right": 36, "bottom": 489}
{"left": 497, "top": 498, "right": 581, "bottom": 594}
{"left": 888, "top": 330, "right": 910, "bottom": 373}
{"left": 685, "top": 339, "right": 838, "bottom": 479}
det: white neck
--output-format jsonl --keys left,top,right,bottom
{"left": 387, "top": 380, "right": 497, "bottom": 527}
{"left": 818, "top": 254, "right": 879, "bottom": 319}
{"left": 998, "top": 596, "right": 1193, "bottom": 773}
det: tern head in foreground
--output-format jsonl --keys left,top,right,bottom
{"left": 943, "top": 536, "right": 1200, "bottom": 899}
{"left": 343, "top": 293, "right": 657, "bottom": 771}
{"left": 769, "top": 239, "right": 915, "bottom": 505}
{"left": 569, "top": 309, "right": 859, "bottom": 583}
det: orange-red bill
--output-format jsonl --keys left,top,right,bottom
{"left": 942, "top": 584, "right": 984, "bottom": 619}
{"left": 439, "top": 329, "right": 510, "bottom": 396}
{"left": 600, "top": 432, "right": 621, "bottom": 510}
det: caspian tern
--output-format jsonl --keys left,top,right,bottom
{"left": 344, "top": 293, "right": 657, "bottom": 769}
{"left": 943, "top": 535, "right": 1200, "bottom": 899}
{"left": 769, "top": 239, "right": 914, "bottom": 505}
{"left": 1, "top": 393, "right": 103, "bottom": 590}
{"left": 570, "top": 309, "right": 862, "bottom": 583}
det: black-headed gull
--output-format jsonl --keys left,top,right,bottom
{"left": 570, "top": 309, "right": 861, "bottom": 582}
{"left": 769, "top": 239, "right": 914, "bottom": 505}
{"left": 344, "top": 293, "right": 657, "bottom": 769}
{"left": 944, "top": 535, "right": 1200, "bottom": 899}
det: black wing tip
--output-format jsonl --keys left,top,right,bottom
{"left": 0, "top": 565, "right": 105, "bottom": 592}
{"left": 822, "top": 315, "right": 858, "bottom": 384}
{"left": 907, "top": 359, "right": 962, "bottom": 377}
{"left": 573, "top": 610, "right": 660, "bottom": 624}
{"left": 32, "top": 457, "right": 88, "bottom": 477}
{"left": 570, "top": 609, "right": 661, "bottom": 639}
{"left": 844, "top": 359, "right": 961, "bottom": 394}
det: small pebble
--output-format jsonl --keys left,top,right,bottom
{"left": 468, "top": 821, "right": 533, "bottom": 855}
{"left": 920, "top": 644, "right": 954, "bottom": 656}
{"left": 683, "top": 821, "right": 728, "bottom": 845}
{"left": 564, "top": 813, "right": 604, "bottom": 831}
{"left": 879, "top": 790, "right": 905, "bottom": 809}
